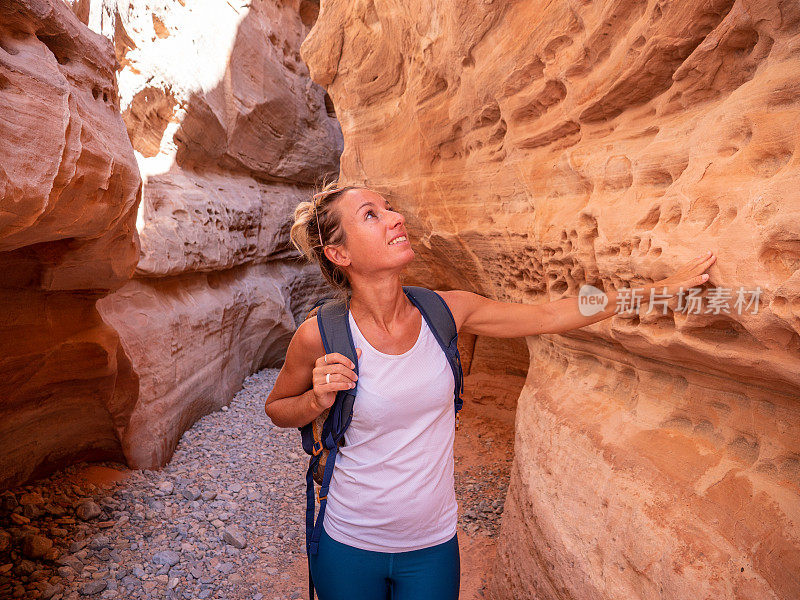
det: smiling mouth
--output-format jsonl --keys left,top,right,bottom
{"left": 388, "top": 235, "right": 408, "bottom": 245}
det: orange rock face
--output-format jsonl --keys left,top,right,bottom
{"left": 301, "top": 0, "right": 800, "bottom": 597}
{"left": 1, "top": 0, "right": 339, "bottom": 485}
{"left": 0, "top": 0, "right": 141, "bottom": 488}
{"left": 88, "top": 0, "right": 340, "bottom": 470}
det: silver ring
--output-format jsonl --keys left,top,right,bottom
{"left": 326, "top": 373, "right": 330, "bottom": 384}
{"left": 324, "top": 354, "right": 328, "bottom": 364}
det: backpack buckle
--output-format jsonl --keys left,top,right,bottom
{"left": 312, "top": 440, "right": 323, "bottom": 456}
{"left": 455, "top": 413, "right": 460, "bottom": 430}
{"left": 316, "top": 488, "right": 327, "bottom": 503}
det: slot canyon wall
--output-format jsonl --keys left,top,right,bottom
{"left": 300, "top": 0, "right": 800, "bottom": 598}
{"left": 0, "top": 0, "right": 340, "bottom": 488}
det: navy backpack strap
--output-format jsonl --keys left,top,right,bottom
{"left": 315, "top": 298, "right": 359, "bottom": 432}
{"left": 304, "top": 297, "right": 359, "bottom": 600}
{"left": 402, "top": 286, "right": 465, "bottom": 414}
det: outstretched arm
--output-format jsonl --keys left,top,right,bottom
{"left": 438, "top": 250, "right": 717, "bottom": 338}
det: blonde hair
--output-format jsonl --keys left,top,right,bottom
{"left": 290, "top": 178, "right": 366, "bottom": 303}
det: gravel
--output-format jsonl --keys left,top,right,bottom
{"left": 0, "top": 369, "right": 311, "bottom": 600}
{"left": 0, "top": 367, "right": 510, "bottom": 600}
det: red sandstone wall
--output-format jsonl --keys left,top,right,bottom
{"left": 0, "top": 0, "right": 141, "bottom": 488}
{"left": 0, "top": 0, "right": 339, "bottom": 486}
{"left": 300, "top": 0, "right": 800, "bottom": 597}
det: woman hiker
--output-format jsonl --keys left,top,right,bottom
{"left": 264, "top": 180, "right": 716, "bottom": 600}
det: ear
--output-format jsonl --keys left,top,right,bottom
{"left": 324, "top": 244, "right": 351, "bottom": 269}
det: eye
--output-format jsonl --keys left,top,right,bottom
{"left": 365, "top": 206, "right": 397, "bottom": 219}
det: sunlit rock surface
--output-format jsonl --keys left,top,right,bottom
{"left": 301, "top": 0, "right": 800, "bottom": 597}
{"left": 83, "top": 0, "right": 340, "bottom": 470}
{"left": 0, "top": 0, "right": 339, "bottom": 486}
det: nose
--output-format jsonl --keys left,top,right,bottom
{"left": 388, "top": 207, "right": 404, "bottom": 228}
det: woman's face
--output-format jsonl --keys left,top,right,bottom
{"left": 326, "top": 188, "right": 414, "bottom": 275}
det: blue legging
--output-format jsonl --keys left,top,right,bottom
{"left": 309, "top": 526, "right": 460, "bottom": 600}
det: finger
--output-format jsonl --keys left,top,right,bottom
{"left": 680, "top": 253, "right": 715, "bottom": 277}
{"left": 678, "top": 256, "right": 703, "bottom": 272}
{"left": 317, "top": 371, "right": 356, "bottom": 388}
{"left": 683, "top": 250, "right": 711, "bottom": 268}
{"left": 317, "top": 377, "right": 356, "bottom": 392}
{"left": 690, "top": 257, "right": 715, "bottom": 278}
{"left": 693, "top": 250, "right": 716, "bottom": 265}
{"left": 320, "top": 373, "right": 351, "bottom": 390}
{"left": 328, "top": 352, "right": 355, "bottom": 369}
{"left": 323, "top": 363, "right": 359, "bottom": 383}
{"left": 315, "top": 364, "right": 353, "bottom": 378}
{"left": 315, "top": 353, "right": 333, "bottom": 367}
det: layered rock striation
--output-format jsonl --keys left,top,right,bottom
{"left": 301, "top": 0, "right": 800, "bottom": 597}
{"left": 1, "top": 0, "right": 340, "bottom": 487}
{"left": 87, "top": 0, "right": 341, "bottom": 471}
{"left": 0, "top": 0, "right": 141, "bottom": 489}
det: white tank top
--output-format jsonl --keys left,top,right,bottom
{"left": 322, "top": 307, "right": 458, "bottom": 552}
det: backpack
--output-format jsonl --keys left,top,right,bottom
{"left": 298, "top": 285, "right": 465, "bottom": 600}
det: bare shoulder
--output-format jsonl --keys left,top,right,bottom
{"left": 294, "top": 314, "right": 325, "bottom": 357}
{"left": 264, "top": 315, "right": 324, "bottom": 408}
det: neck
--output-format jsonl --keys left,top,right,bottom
{"left": 347, "top": 274, "right": 413, "bottom": 333}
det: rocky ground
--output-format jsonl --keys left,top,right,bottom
{"left": 0, "top": 368, "right": 513, "bottom": 599}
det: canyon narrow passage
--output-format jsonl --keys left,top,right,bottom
{"left": 4, "top": 0, "right": 798, "bottom": 597}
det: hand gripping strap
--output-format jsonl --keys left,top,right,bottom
{"left": 316, "top": 299, "right": 359, "bottom": 432}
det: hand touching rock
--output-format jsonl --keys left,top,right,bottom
{"left": 652, "top": 250, "right": 717, "bottom": 296}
